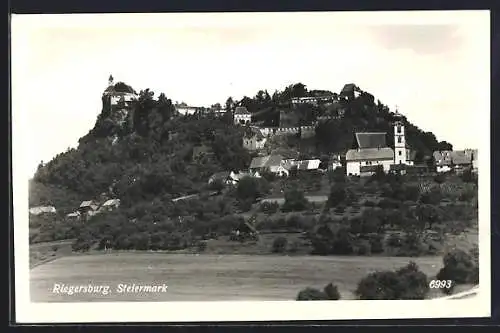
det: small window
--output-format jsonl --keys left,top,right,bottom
{"left": 397, "top": 137, "right": 402, "bottom": 143}
{"left": 397, "top": 125, "right": 402, "bottom": 133}
{"left": 398, "top": 151, "right": 402, "bottom": 156}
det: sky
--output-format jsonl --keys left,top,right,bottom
{"left": 11, "top": 11, "right": 490, "bottom": 177}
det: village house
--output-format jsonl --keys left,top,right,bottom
{"left": 345, "top": 132, "right": 394, "bottom": 176}
{"left": 174, "top": 103, "right": 201, "bottom": 116}
{"left": 433, "top": 150, "right": 474, "bottom": 173}
{"left": 99, "top": 199, "right": 121, "bottom": 213}
{"left": 328, "top": 155, "right": 343, "bottom": 171}
{"left": 249, "top": 154, "right": 288, "bottom": 177}
{"left": 234, "top": 106, "right": 252, "bottom": 125}
{"left": 243, "top": 127, "right": 267, "bottom": 151}
{"left": 78, "top": 200, "right": 100, "bottom": 220}
{"left": 345, "top": 110, "right": 415, "bottom": 176}
{"left": 29, "top": 205, "right": 57, "bottom": 216}
{"left": 230, "top": 170, "right": 260, "bottom": 182}
{"left": 66, "top": 211, "right": 81, "bottom": 221}
{"left": 208, "top": 171, "right": 237, "bottom": 185}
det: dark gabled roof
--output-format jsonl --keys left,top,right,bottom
{"left": 234, "top": 106, "right": 250, "bottom": 115}
{"left": 346, "top": 148, "right": 394, "bottom": 161}
{"left": 104, "top": 82, "right": 136, "bottom": 95}
{"left": 355, "top": 132, "right": 387, "bottom": 149}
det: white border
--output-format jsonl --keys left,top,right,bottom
{"left": 12, "top": 10, "right": 491, "bottom": 323}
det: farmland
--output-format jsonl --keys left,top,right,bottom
{"left": 30, "top": 252, "right": 474, "bottom": 302}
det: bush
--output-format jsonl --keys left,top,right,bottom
{"left": 334, "top": 204, "right": 346, "bottom": 214}
{"left": 296, "top": 287, "right": 328, "bottom": 301}
{"left": 282, "top": 188, "right": 310, "bottom": 212}
{"left": 356, "top": 242, "right": 371, "bottom": 255}
{"left": 436, "top": 249, "right": 478, "bottom": 285}
{"left": 355, "top": 262, "right": 429, "bottom": 300}
{"left": 434, "top": 174, "right": 446, "bottom": 184}
{"left": 327, "top": 184, "right": 347, "bottom": 207}
{"left": 272, "top": 236, "right": 288, "bottom": 253}
{"left": 260, "top": 201, "right": 279, "bottom": 214}
{"left": 323, "top": 283, "right": 341, "bottom": 300}
{"left": 369, "top": 234, "right": 385, "bottom": 254}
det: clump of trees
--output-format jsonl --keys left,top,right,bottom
{"left": 296, "top": 282, "right": 341, "bottom": 301}
{"left": 355, "top": 262, "right": 429, "bottom": 300}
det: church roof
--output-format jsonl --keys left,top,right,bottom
{"left": 234, "top": 106, "right": 250, "bottom": 115}
{"left": 355, "top": 132, "right": 387, "bottom": 149}
{"left": 346, "top": 147, "right": 394, "bottom": 161}
{"left": 104, "top": 82, "right": 136, "bottom": 95}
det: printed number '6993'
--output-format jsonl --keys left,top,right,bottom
{"left": 429, "top": 280, "right": 453, "bottom": 288}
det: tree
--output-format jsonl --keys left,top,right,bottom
{"left": 282, "top": 188, "right": 310, "bottom": 212}
{"left": 323, "top": 283, "right": 341, "bottom": 300}
{"left": 236, "top": 177, "right": 269, "bottom": 202}
{"left": 272, "top": 236, "right": 288, "bottom": 253}
{"left": 296, "top": 287, "right": 328, "bottom": 301}
{"left": 327, "top": 184, "right": 347, "bottom": 208}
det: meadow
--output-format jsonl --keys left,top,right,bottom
{"left": 29, "top": 252, "right": 473, "bottom": 302}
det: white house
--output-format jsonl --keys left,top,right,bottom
{"left": 175, "top": 104, "right": 199, "bottom": 115}
{"left": 234, "top": 106, "right": 252, "bottom": 125}
{"left": 433, "top": 150, "right": 473, "bottom": 173}
{"left": 249, "top": 154, "right": 288, "bottom": 177}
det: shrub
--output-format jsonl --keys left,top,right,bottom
{"left": 369, "top": 234, "right": 385, "bottom": 254}
{"left": 327, "top": 184, "right": 347, "bottom": 207}
{"left": 272, "top": 236, "right": 288, "bottom": 253}
{"left": 436, "top": 249, "right": 478, "bottom": 285}
{"left": 356, "top": 242, "right": 371, "bottom": 255}
{"left": 282, "top": 188, "right": 310, "bottom": 212}
{"left": 363, "top": 200, "right": 377, "bottom": 207}
{"left": 296, "top": 287, "right": 328, "bottom": 300}
{"left": 196, "top": 241, "right": 207, "bottom": 252}
{"left": 334, "top": 204, "right": 346, "bottom": 214}
{"left": 434, "top": 174, "right": 446, "bottom": 184}
{"left": 323, "top": 283, "right": 341, "bottom": 300}
{"left": 260, "top": 201, "right": 279, "bottom": 214}
{"left": 355, "top": 262, "right": 429, "bottom": 300}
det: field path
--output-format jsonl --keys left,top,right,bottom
{"left": 30, "top": 253, "right": 445, "bottom": 302}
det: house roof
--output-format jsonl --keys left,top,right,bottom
{"left": 408, "top": 150, "right": 418, "bottom": 161}
{"left": 234, "top": 106, "right": 250, "bottom": 115}
{"left": 451, "top": 151, "right": 472, "bottom": 165}
{"left": 346, "top": 147, "right": 394, "bottom": 161}
{"left": 355, "top": 132, "right": 387, "bottom": 149}
{"left": 210, "top": 171, "right": 232, "bottom": 180}
{"left": 249, "top": 154, "right": 284, "bottom": 169}
{"left": 29, "top": 206, "right": 56, "bottom": 215}
{"left": 66, "top": 212, "right": 81, "bottom": 217}
{"left": 340, "top": 83, "right": 356, "bottom": 95}
{"left": 102, "top": 199, "right": 120, "bottom": 207}
{"left": 434, "top": 150, "right": 472, "bottom": 166}
{"left": 245, "top": 127, "right": 265, "bottom": 140}
{"left": 297, "top": 159, "right": 321, "bottom": 170}
{"left": 250, "top": 156, "right": 270, "bottom": 169}
{"left": 79, "top": 200, "right": 95, "bottom": 208}
{"left": 266, "top": 154, "right": 284, "bottom": 167}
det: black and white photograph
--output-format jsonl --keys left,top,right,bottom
{"left": 12, "top": 10, "right": 490, "bottom": 323}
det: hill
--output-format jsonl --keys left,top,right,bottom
{"left": 29, "top": 81, "right": 459, "bottom": 252}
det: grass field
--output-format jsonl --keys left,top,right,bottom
{"left": 29, "top": 252, "right": 473, "bottom": 302}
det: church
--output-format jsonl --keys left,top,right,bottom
{"left": 345, "top": 111, "right": 414, "bottom": 176}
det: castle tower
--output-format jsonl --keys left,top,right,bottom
{"left": 393, "top": 107, "right": 406, "bottom": 165}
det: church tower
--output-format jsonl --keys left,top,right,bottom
{"left": 393, "top": 107, "right": 406, "bottom": 165}
{"left": 108, "top": 74, "right": 114, "bottom": 87}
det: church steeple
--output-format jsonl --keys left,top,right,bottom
{"left": 393, "top": 106, "right": 406, "bottom": 165}
{"left": 108, "top": 74, "right": 114, "bottom": 87}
